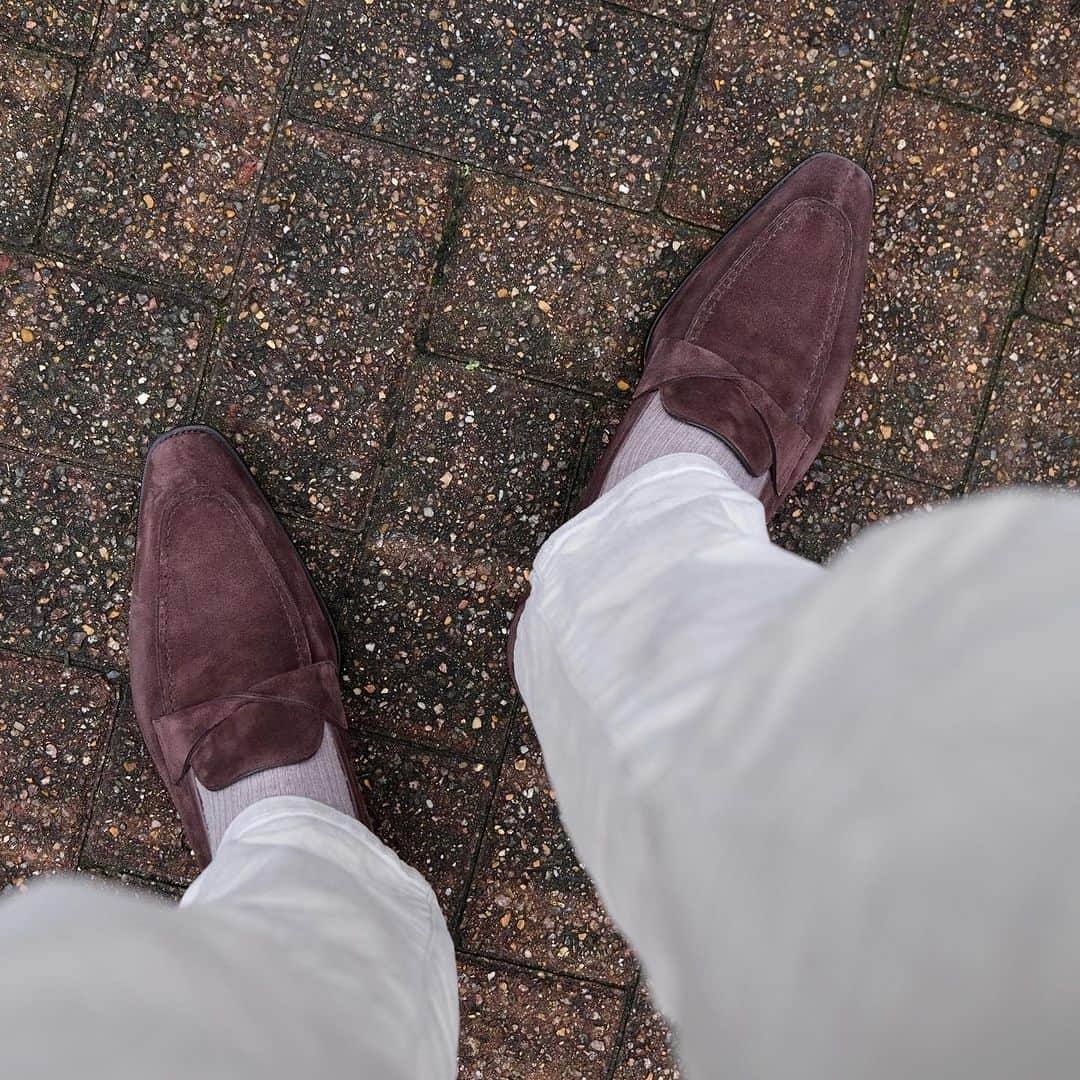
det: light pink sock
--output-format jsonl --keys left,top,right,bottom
{"left": 601, "top": 393, "right": 768, "bottom": 496}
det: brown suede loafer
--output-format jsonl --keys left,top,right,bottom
{"left": 508, "top": 153, "right": 872, "bottom": 680}
{"left": 579, "top": 151, "right": 872, "bottom": 518}
{"left": 130, "top": 426, "right": 367, "bottom": 866}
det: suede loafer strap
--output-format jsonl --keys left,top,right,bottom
{"left": 636, "top": 337, "right": 811, "bottom": 495}
{"left": 153, "top": 660, "right": 347, "bottom": 790}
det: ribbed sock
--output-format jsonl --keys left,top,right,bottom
{"left": 194, "top": 723, "right": 355, "bottom": 854}
{"left": 601, "top": 393, "right": 769, "bottom": 496}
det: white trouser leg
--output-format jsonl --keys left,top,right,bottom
{"left": 515, "top": 452, "right": 1080, "bottom": 1079}
{"left": 0, "top": 796, "right": 458, "bottom": 1080}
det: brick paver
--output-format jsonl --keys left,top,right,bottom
{"left": 203, "top": 120, "right": 454, "bottom": 528}
{"left": 369, "top": 360, "right": 589, "bottom": 563}
{"left": 458, "top": 955, "right": 625, "bottom": 1079}
{"left": 831, "top": 91, "right": 1057, "bottom": 486}
{"left": 772, "top": 456, "right": 941, "bottom": 563}
{"left": 971, "top": 317, "right": 1079, "bottom": 490}
{"left": 350, "top": 361, "right": 587, "bottom": 758}
{"left": 0, "top": 451, "right": 136, "bottom": 665}
{"left": 0, "top": 652, "right": 115, "bottom": 886}
{"left": 1028, "top": 143, "right": 1079, "bottom": 325}
{"left": 282, "top": 513, "right": 363, "bottom": 624}
{"left": 0, "top": 0, "right": 99, "bottom": 55}
{"left": 353, "top": 735, "right": 494, "bottom": 921}
{"left": 82, "top": 693, "right": 199, "bottom": 886}
{"left": 0, "top": 45, "right": 73, "bottom": 245}
{"left": 0, "top": 254, "right": 209, "bottom": 471}
{"left": 616, "top": 0, "right": 710, "bottom": 30}
{"left": 47, "top": 0, "right": 307, "bottom": 295}
{"left": 613, "top": 982, "right": 681, "bottom": 1080}
{"left": 1, "top": 0, "right": 1077, "bottom": 1073}
{"left": 346, "top": 537, "right": 527, "bottom": 760}
{"left": 292, "top": 0, "right": 696, "bottom": 209}
{"left": 431, "top": 174, "right": 712, "bottom": 394}
{"left": 663, "top": 1, "right": 906, "bottom": 228}
{"left": 901, "top": 0, "right": 1079, "bottom": 135}
{"left": 460, "top": 720, "right": 637, "bottom": 985}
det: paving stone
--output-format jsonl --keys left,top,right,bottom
{"left": 292, "top": 0, "right": 696, "bottom": 210}
{"left": 46, "top": 0, "right": 307, "bottom": 295}
{"left": 614, "top": 0, "right": 709, "bottom": 30}
{"left": 1027, "top": 144, "right": 1079, "bottom": 325}
{"left": 830, "top": 91, "right": 1056, "bottom": 486}
{"left": 371, "top": 359, "right": 590, "bottom": 560}
{"left": 0, "top": 0, "right": 99, "bottom": 55}
{"left": 458, "top": 955, "right": 625, "bottom": 1080}
{"left": 203, "top": 121, "right": 453, "bottom": 528}
{"left": 83, "top": 692, "right": 198, "bottom": 887}
{"left": 613, "top": 983, "right": 681, "bottom": 1080}
{"left": 460, "top": 721, "right": 636, "bottom": 985}
{"left": 352, "top": 735, "right": 493, "bottom": 920}
{"left": 347, "top": 362, "right": 586, "bottom": 755}
{"left": 0, "top": 46, "right": 73, "bottom": 245}
{"left": 970, "top": 317, "right": 1079, "bottom": 490}
{"left": 0, "top": 254, "right": 208, "bottom": 472}
{"left": 662, "top": 1, "right": 904, "bottom": 228}
{"left": 430, "top": 174, "right": 713, "bottom": 394}
{"left": 0, "top": 450, "right": 136, "bottom": 665}
{"left": 770, "top": 455, "right": 941, "bottom": 563}
{"left": 900, "top": 0, "right": 1080, "bottom": 134}
{"left": 344, "top": 536, "right": 525, "bottom": 760}
{"left": 0, "top": 653, "right": 115, "bottom": 888}
{"left": 282, "top": 513, "right": 362, "bottom": 629}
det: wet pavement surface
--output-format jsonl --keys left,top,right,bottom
{"left": 1, "top": 2, "right": 1076, "bottom": 1075}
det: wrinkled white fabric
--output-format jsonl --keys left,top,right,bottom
{"left": 0, "top": 796, "right": 458, "bottom": 1079}
{"left": 514, "top": 453, "right": 1080, "bottom": 1080}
